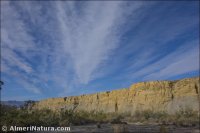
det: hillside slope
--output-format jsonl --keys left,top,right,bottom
{"left": 33, "top": 77, "right": 200, "bottom": 114}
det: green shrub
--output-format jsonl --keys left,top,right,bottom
{"left": 173, "top": 108, "right": 199, "bottom": 126}
{"left": 1, "top": 104, "right": 199, "bottom": 127}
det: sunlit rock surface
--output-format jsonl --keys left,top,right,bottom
{"left": 33, "top": 77, "right": 199, "bottom": 114}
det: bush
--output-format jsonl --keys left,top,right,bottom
{"left": 172, "top": 108, "right": 199, "bottom": 126}
{"left": 125, "top": 108, "right": 199, "bottom": 126}
{"left": 1, "top": 104, "right": 199, "bottom": 128}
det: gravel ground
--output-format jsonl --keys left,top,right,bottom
{"left": 29, "top": 123, "right": 200, "bottom": 133}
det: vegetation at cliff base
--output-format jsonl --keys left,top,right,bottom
{"left": 0, "top": 104, "right": 199, "bottom": 129}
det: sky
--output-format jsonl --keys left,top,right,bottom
{"left": 1, "top": 1, "right": 199, "bottom": 101}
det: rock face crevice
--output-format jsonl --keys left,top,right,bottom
{"left": 33, "top": 77, "right": 199, "bottom": 114}
{"left": 195, "top": 84, "right": 199, "bottom": 94}
{"left": 115, "top": 102, "right": 118, "bottom": 113}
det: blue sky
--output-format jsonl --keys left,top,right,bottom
{"left": 1, "top": 1, "right": 199, "bottom": 101}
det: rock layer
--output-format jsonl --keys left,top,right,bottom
{"left": 33, "top": 77, "right": 200, "bottom": 114}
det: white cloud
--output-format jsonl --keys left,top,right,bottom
{"left": 1, "top": 1, "right": 35, "bottom": 74}
{"left": 17, "top": 79, "right": 41, "bottom": 94}
{"left": 1, "top": 1, "right": 41, "bottom": 94}
{"left": 132, "top": 40, "right": 199, "bottom": 80}
{"left": 1, "top": 1, "right": 198, "bottom": 100}
{"left": 1, "top": 2, "right": 35, "bottom": 53}
{"left": 2, "top": 48, "right": 33, "bottom": 73}
{"left": 144, "top": 46, "right": 199, "bottom": 80}
{"left": 56, "top": 1, "right": 144, "bottom": 84}
{"left": 1, "top": 1, "right": 144, "bottom": 96}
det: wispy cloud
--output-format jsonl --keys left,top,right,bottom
{"left": 55, "top": 1, "right": 144, "bottom": 84}
{"left": 142, "top": 40, "right": 199, "bottom": 80}
{"left": 1, "top": 1, "right": 144, "bottom": 96}
{"left": 1, "top": 1, "right": 41, "bottom": 94}
{"left": 1, "top": 1, "right": 198, "bottom": 100}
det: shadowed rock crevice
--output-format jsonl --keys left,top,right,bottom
{"left": 115, "top": 102, "right": 118, "bottom": 113}
{"left": 195, "top": 84, "right": 199, "bottom": 94}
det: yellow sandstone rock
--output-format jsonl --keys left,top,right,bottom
{"left": 33, "top": 77, "right": 200, "bottom": 114}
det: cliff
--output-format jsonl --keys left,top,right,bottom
{"left": 33, "top": 77, "right": 200, "bottom": 114}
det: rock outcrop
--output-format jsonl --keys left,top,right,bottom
{"left": 33, "top": 77, "right": 200, "bottom": 114}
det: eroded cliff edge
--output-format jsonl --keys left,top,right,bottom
{"left": 33, "top": 77, "right": 200, "bottom": 114}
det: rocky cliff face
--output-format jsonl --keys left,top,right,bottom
{"left": 33, "top": 77, "right": 199, "bottom": 114}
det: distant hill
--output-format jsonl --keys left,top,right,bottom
{"left": 1, "top": 101, "right": 25, "bottom": 107}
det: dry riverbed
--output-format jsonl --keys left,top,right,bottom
{"left": 70, "top": 123, "right": 199, "bottom": 133}
{"left": 31, "top": 123, "right": 200, "bottom": 133}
